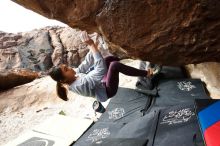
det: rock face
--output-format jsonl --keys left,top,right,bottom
{"left": 12, "top": 0, "right": 220, "bottom": 65}
{"left": 0, "top": 27, "right": 110, "bottom": 71}
{"left": 0, "top": 69, "right": 39, "bottom": 91}
{"left": 186, "top": 62, "right": 220, "bottom": 99}
{"left": 0, "top": 29, "right": 53, "bottom": 71}
{"left": 0, "top": 26, "right": 111, "bottom": 90}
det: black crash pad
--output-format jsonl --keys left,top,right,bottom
{"left": 74, "top": 88, "right": 154, "bottom": 146}
{"left": 159, "top": 66, "right": 186, "bottom": 79}
{"left": 155, "top": 79, "right": 210, "bottom": 106}
{"left": 73, "top": 67, "right": 208, "bottom": 146}
{"left": 153, "top": 103, "right": 205, "bottom": 146}
{"left": 74, "top": 103, "right": 204, "bottom": 146}
{"left": 73, "top": 122, "right": 124, "bottom": 146}
{"left": 90, "top": 138, "right": 148, "bottom": 146}
{"left": 74, "top": 110, "right": 159, "bottom": 146}
{"left": 98, "top": 87, "right": 151, "bottom": 124}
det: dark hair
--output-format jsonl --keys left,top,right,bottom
{"left": 48, "top": 66, "right": 68, "bottom": 101}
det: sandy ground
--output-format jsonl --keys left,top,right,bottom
{"left": 0, "top": 59, "right": 141, "bottom": 146}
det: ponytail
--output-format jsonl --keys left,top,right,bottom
{"left": 56, "top": 82, "right": 68, "bottom": 101}
{"left": 48, "top": 66, "right": 69, "bottom": 101}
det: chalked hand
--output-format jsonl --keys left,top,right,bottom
{"left": 80, "top": 31, "right": 93, "bottom": 45}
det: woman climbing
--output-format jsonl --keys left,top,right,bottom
{"left": 48, "top": 31, "right": 154, "bottom": 102}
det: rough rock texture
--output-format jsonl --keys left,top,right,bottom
{"left": 12, "top": 0, "right": 220, "bottom": 65}
{"left": 0, "top": 27, "right": 111, "bottom": 90}
{"left": 0, "top": 26, "right": 110, "bottom": 71}
{"left": 0, "top": 29, "right": 53, "bottom": 71}
{"left": 186, "top": 62, "right": 220, "bottom": 99}
{"left": 0, "top": 69, "right": 39, "bottom": 91}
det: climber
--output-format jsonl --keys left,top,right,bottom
{"left": 48, "top": 31, "right": 155, "bottom": 102}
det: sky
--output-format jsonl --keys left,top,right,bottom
{"left": 0, "top": 0, "right": 67, "bottom": 33}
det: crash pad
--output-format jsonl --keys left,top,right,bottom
{"left": 155, "top": 79, "right": 210, "bottom": 106}
{"left": 153, "top": 104, "right": 205, "bottom": 146}
{"left": 195, "top": 99, "right": 220, "bottom": 146}
{"left": 98, "top": 87, "right": 151, "bottom": 123}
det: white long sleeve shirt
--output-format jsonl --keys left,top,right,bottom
{"left": 69, "top": 51, "right": 108, "bottom": 102}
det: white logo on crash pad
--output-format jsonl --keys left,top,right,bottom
{"left": 177, "top": 81, "right": 196, "bottom": 91}
{"left": 160, "top": 108, "right": 195, "bottom": 125}
{"left": 108, "top": 108, "right": 125, "bottom": 120}
{"left": 87, "top": 128, "right": 110, "bottom": 142}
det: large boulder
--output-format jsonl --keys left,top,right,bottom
{"left": 0, "top": 69, "right": 39, "bottom": 91}
{"left": 186, "top": 62, "right": 220, "bottom": 99}
{"left": 12, "top": 0, "right": 220, "bottom": 65}
{"left": 0, "top": 27, "right": 111, "bottom": 71}
{"left": 0, "top": 28, "right": 54, "bottom": 71}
